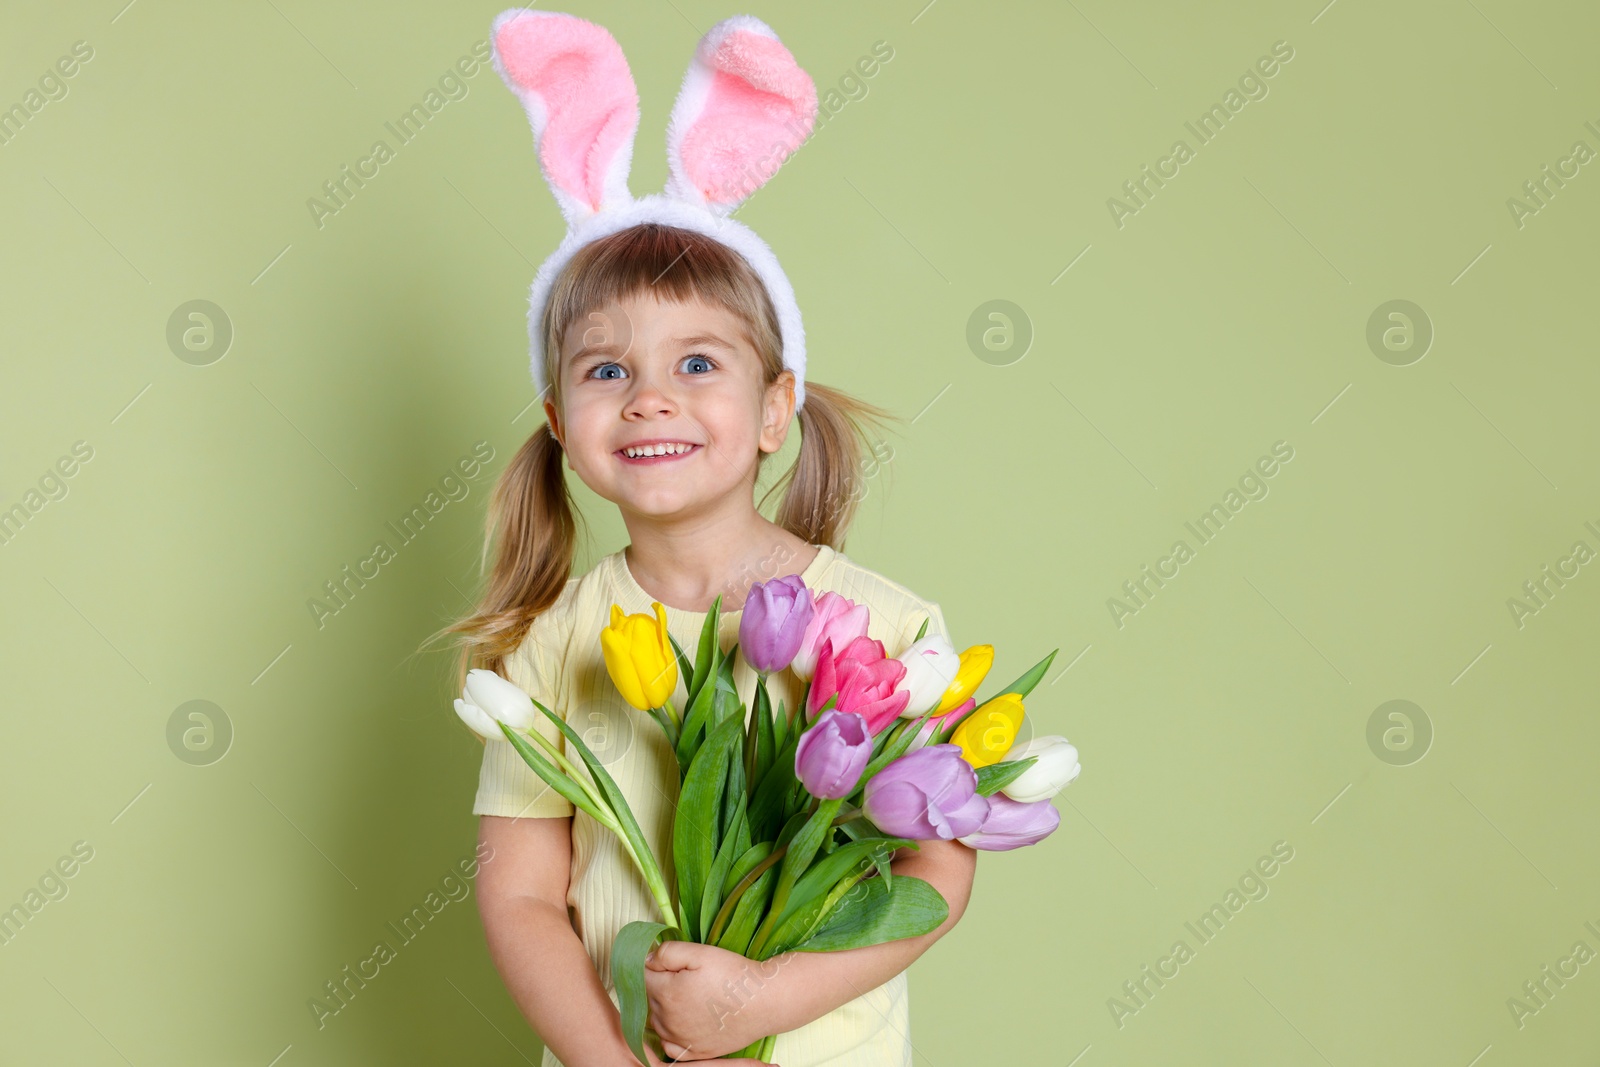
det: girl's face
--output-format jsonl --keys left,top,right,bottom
{"left": 544, "top": 292, "right": 795, "bottom": 524}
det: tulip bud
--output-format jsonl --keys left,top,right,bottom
{"left": 454, "top": 698, "right": 499, "bottom": 739}
{"left": 863, "top": 744, "right": 990, "bottom": 840}
{"left": 998, "top": 736, "right": 1081, "bottom": 803}
{"left": 460, "top": 668, "right": 537, "bottom": 733}
{"left": 740, "top": 575, "right": 815, "bottom": 674}
{"left": 794, "top": 710, "right": 874, "bottom": 799}
{"left": 957, "top": 794, "right": 1060, "bottom": 851}
{"left": 600, "top": 602, "right": 678, "bottom": 710}
{"left": 948, "top": 692, "right": 1024, "bottom": 769}
{"left": 935, "top": 645, "right": 994, "bottom": 714}
{"left": 791, "top": 592, "right": 870, "bottom": 683}
{"left": 806, "top": 634, "right": 909, "bottom": 734}
{"left": 893, "top": 635, "right": 961, "bottom": 719}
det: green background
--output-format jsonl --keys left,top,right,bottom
{"left": 2, "top": 0, "right": 1596, "bottom": 1063}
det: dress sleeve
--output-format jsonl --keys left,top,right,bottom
{"left": 471, "top": 621, "right": 575, "bottom": 820}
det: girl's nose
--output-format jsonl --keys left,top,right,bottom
{"left": 622, "top": 374, "right": 677, "bottom": 417}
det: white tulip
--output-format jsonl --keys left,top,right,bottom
{"left": 998, "top": 735, "right": 1081, "bottom": 802}
{"left": 454, "top": 698, "right": 500, "bottom": 739}
{"left": 894, "top": 635, "right": 961, "bottom": 718}
{"left": 460, "top": 668, "right": 537, "bottom": 732}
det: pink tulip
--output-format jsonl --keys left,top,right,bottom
{"left": 790, "top": 591, "right": 870, "bottom": 682}
{"left": 806, "top": 635, "right": 910, "bottom": 734}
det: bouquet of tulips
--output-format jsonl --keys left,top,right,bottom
{"left": 454, "top": 575, "right": 1082, "bottom": 1062}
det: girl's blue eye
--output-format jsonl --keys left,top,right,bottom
{"left": 586, "top": 355, "right": 716, "bottom": 380}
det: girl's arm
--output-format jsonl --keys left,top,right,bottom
{"left": 478, "top": 815, "right": 774, "bottom": 1067}
{"left": 645, "top": 837, "right": 978, "bottom": 1059}
{"left": 476, "top": 814, "right": 639, "bottom": 1066}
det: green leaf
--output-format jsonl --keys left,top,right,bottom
{"left": 667, "top": 633, "right": 695, "bottom": 704}
{"left": 701, "top": 804, "right": 748, "bottom": 941}
{"left": 715, "top": 856, "right": 777, "bottom": 957}
{"left": 748, "top": 797, "right": 844, "bottom": 959}
{"left": 521, "top": 701, "right": 669, "bottom": 921}
{"left": 748, "top": 724, "right": 803, "bottom": 843}
{"left": 993, "top": 648, "right": 1059, "bottom": 700}
{"left": 671, "top": 713, "right": 743, "bottom": 942}
{"left": 772, "top": 696, "right": 790, "bottom": 753}
{"left": 747, "top": 679, "right": 776, "bottom": 795}
{"left": 613, "top": 921, "right": 669, "bottom": 1065}
{"left": 794, "top": 874, "right": 948, "bottom": 953}
{"left": 712, "top": 650, "right": 740, "bottom": 729}
{"left": 773, "top": 807, "right": 810, "bottom": 851}
{"left": 721, "top": 721, "right": 746, "bottom": 843}
{"left": 674, "top": 659, "right": 720, "bottom": 769}
{"left": 913, "top": 614, "right": 930, "bottom": 642}
{"left": 722, "top": 840, "right": 773, "bottom": 898}
{"left": 764, "top": 837, "right": 913, "bottom": 951}
{"left": 496, "top": 723, "right": 611, "bottom": 826}
{"left": 975, "top": 756, "right": 1038, "bottom": 796}
{"left": 836, "top": 818, "right": 891, "bottom": 890}
{"left": 688, "top": 594, "right": 722, "bottom": 700}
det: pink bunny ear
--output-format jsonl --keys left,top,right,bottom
{"left": 491, "top": 9, "right": 639, "bottom": 224}
{"left": 664, "top": 15, "right": 818, "bottom": 215}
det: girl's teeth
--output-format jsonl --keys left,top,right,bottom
{"left": 624, "top": 443, "right": 692, "bottom": 458}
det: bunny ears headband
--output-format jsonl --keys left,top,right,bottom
{"left": 490, "top": 10, "right": 820, "bottom": 411}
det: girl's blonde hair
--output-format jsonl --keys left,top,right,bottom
{"left": 432, "top": 223, "right": 900, "bottom": 688}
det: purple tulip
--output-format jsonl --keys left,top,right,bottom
{"left": 794, "top": 710, "right": 874, "bottom": 799}
{"left": 862, "top": 744, "right": 990, "bottom": 840}
{"left": 958, "top": 794, "right": 1061, "bottom": 852}
{"left": 740, "top": 575, "right": 816, "bottom": 674}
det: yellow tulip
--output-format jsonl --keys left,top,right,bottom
{"left": 935, "top": 644, "right": 994, "bottom": 714}
{"left": 949, "top": 692, "right": 1024, "bottom": 768}
{"left": 600, "top": 601, "right": 678, "bottom": 710}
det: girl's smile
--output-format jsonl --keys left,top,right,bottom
{"left": 614, "top": 441, "right": 703, "bottom": 465}
{"left": 544, "top": 292, "right": 795, "bottom": 524}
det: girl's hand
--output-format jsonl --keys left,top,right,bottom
{"left": 640, "top": 1045, "right": 776, "bottom": 1067}
{"left": 643, "top": 940, "right": 788, "bottom": 1060}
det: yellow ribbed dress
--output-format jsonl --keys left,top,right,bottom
{"left": 473, "top": 543, "right": 949, "bottom": 1067}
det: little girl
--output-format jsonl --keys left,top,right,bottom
{"left": 442, "top": 12, "right": 977, "bottom": 1066}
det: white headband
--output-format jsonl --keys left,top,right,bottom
{"left": 490, "top": 10, "right": 818, "bottom": 411}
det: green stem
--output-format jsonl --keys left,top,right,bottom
{"left": 706, "top": 847, "right": 782, "bottom": 945}
{"left": 518, "top": 726, "right": 676, "bottom": 931}
{"left": 648, "top": 703, "right": 679, "bottom": 750}
{"left": 747, "top": 796, "right": 844, "bottom": 959}
{"left": 614, "top": 824, "right": 677, "bottom": 930}
{"left": 520, "top": 723, "right": 612, "bottom": 818}
{"left": 704, "top": 806, "right": 865, "bottom": 945}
